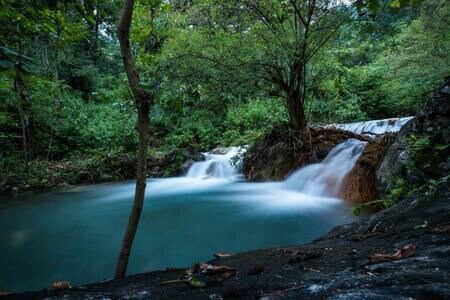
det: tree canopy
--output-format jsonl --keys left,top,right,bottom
{"left": 0, "top": 0, "right": 448, "bottom": 192}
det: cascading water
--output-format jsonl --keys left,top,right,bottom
{"left": 284, "top": 139, "right": 367, "bottom": 197}
{"left": 184, "top": 139, "right": 367, "bottom": 201}
{"left": 186, "top": 147, "right": 243, "bottom": 179}
{"left": 327, "top": 116, "right": 413, "bottom": 135}
{"left": 1, "top": 119, "right": 413, "bottom": 292}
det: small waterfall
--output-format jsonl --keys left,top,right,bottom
{"left": 328, "top": 116, "right": 413, "bottom": 135}
{"left": 187, "top": 147, "right": 243, "bottom": 179}
{"left": 284, "top": 139, "right": 367, "bottom": 197}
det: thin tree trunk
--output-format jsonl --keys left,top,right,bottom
{"left": 115, "top": 101, "right": 149, "bottom": 278}
{"left": 14, "top": 72, "right": 37, "bottom": 163}
{"left": 115, "top": 0, "right": 153, "bottom": 279}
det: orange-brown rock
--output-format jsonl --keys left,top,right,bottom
{"left": 340, "top": 134, "right": 394, "bottom": 203}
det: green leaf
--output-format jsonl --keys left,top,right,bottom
{"left": 352, "top": 206, "right": 362, "bottom": 216}
{"left": 85, "top": 15, "right": 96, "bottom": 25}
{"left": 188, "top": 277, "right": 206, "bottom": 288}
{"left": 389, "top": 0, "right": 401, "bottom": 8}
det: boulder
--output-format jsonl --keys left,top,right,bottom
{"left": 340, "top": 135, "right": 393, "bottom": 203}
{"left": 376, "top": 77, "right": 450, "bottom": 195}
{"left": 242, "top": 125, "right": 371, "bottom": 181}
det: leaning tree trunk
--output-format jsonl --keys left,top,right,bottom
{"left": 14, "top": 72, "right": 37, "bottom": 163}
{"left": 115, "top": 0, "right": 153, "bottom": 279}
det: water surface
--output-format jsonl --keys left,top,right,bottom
{"left": 0, "top": 178, "right": 355, "bottom": 292}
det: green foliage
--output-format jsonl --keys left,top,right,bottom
{"left": 406, "top": 135, "right": 450, "bottom": 178}
{"left": 0, "top": 0, "right": 448, "bottom": 193}
{"left": 354, "top": 131, "right": 450, "bottom": 215}
{"left": 222, "top": 98, "right": 287, "bottom": 146}
{"left": 0, "top": 154, "right": 133, "bottom": 194}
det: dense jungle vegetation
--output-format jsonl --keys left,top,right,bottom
{"left": 0, "top": 0, "right": 448, "bottom": 193}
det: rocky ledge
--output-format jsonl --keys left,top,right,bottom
{"left": 4, "top": 182, "right": 449, "bottom": 299}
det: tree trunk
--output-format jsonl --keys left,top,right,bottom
{"left": 285, "top": 63, "right": 312, "bottom": 160}
{"left": 115, "top": 0, "right": 152, "bottom": 279}
{"left": 286, "top": 65, "right": 308, "bottom": 134}
{"left": 14, "top": 72, "right": 37, "bottom": 163}
{"left": 115, "top": 101, "right": 149, "bottom": 278}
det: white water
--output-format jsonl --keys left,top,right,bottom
{"left": 327, "top": 116, "right": 413, "bottom": 135}
{"left": 186, "top": 140, "right": 366, "bottom": 199}
{"left": 187, "top": 146, "right": 243, "bottom": 179}
{"left": 284, "top": 139, "right": 367, "bottom": 197}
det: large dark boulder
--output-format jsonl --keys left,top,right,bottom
{"left": 376, "top": 77, "right": 450, "bottom": 195}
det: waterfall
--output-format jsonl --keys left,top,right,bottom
{"left": 186, "top": 140, "right": 366, "bottom": 199}
{"left": 284, "top": 139, "right": 367, "bottom": 197}
{"left": 186, "top": 116, "right": 413, "bottom": 196}
{"left": 328, "top": 116, "right": 413, "bottom": 135}
{"left": 186, "top": 147, "right": 243, "bottom": 179}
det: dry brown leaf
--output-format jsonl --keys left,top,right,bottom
{"left": 52, "top": 281, "right": 71, "bottom": 290}
{"left": 368, "top": 244, "right": 416, "bottom": 264}
{"left": 197, "top": 263, "right": 237, "bottom": 276}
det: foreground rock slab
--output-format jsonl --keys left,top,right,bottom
{"left": 5, "top": 184, "right": 449, "bottom": 299}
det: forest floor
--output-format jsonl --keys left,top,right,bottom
{"left": 5, "top": 183, "right": 449, "bottom": 299}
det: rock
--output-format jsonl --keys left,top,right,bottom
{"left": 340, "top": 136, "right": 392, "bottom": 203}
{"left": 376, "top": 77, "right": 450, "bottom": 195}
{"left": 242, "top": 125, "right": 370, "bottom": 181}
{"left": 148, "top": 149, "right": 203, "bottom": 177}
{"left": 179, "top": 159, "right": 195, "bottom": 174}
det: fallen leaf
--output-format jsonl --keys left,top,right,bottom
{"left": 213, "top": 252, "right": 234, "bottom": 258}
{"left": 197, "top": 263, "right": 237, "bottom": 276}
{"left": 52, "top": 281, "right": 71, "bottom": 290}
{"left": 368, "top": 244, "right": 416, "bottom": 264}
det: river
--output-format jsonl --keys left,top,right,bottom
{"left": 0, "top": 117, "right": 411, "bottom": 292}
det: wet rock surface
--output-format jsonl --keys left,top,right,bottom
{"left": 377, "top": 77, "right": 450, "bottom": 195}
{"left": 7, "top": 183, "right": 449, "bottom": 299}
{"left": 242, "top": 126, "right": 371, "bottom": 181}
{"left": 340, "top": 134, "right": 393, "bottom": 203}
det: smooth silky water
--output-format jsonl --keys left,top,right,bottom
{"left": 0, "top": 139, "right": 371, "bottom": 292}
